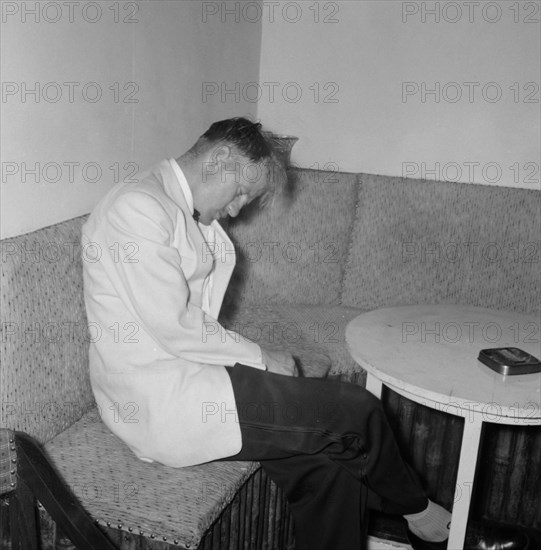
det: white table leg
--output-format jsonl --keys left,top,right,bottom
{"left": 448, "top": 419, "right": 483, "bottom": 549}
{"left": 366, "top": 373, "right": 383, "bottom": 398}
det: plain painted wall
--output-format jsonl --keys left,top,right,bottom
{"left": 2, "top": 1, "right": 539, "bottom": 239}
{"left": 1, "top": 1, "right": 261, "bottom": 238}
{"left": 257, "top": 1, "right": 540, "bottom": 189}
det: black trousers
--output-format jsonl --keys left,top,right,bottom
{"left": 221, "top": 364, "right": 428, "bottom": 550}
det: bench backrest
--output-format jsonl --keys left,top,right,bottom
{"left": 223, "top": 169, "right": 359, "bottom": 308}
{"left": 226, "top": 170, "right": 541, "bottom": 314}
{"left": 1, "top": 215, "right": 94, "bottom": 442}
{"left": 341, "top": 174, "right": 541, "bottom": 314}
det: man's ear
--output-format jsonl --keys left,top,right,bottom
{"left": 209, "top": 145, "right": 231, "bottom": 164}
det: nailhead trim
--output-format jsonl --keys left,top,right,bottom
{"left": 93, "top": 516, "right": 188, "bottom": 546}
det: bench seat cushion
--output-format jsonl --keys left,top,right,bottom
{"left": 221, "top": 303, "right": 366, "bottom": 383}
{"left": 44, "top": 413, "right": 259, "bottom": 548}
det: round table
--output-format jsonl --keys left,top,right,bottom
{"left": 345, "top": 305, "right": 541, "bottom": 549}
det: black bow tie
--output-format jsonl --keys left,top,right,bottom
{"left": 193, "top": 209, "right": 200, "bottom": 222}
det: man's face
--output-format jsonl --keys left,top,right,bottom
{"left": 197, "top": 151, "right": 267, "bottom": 225}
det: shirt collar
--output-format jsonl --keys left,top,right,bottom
{"left": 169, "top": 158, "right": 194, "bottom": 215}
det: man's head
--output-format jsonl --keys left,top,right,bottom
{"left": 177, "top": 118, "right": 286, "bottom": 225}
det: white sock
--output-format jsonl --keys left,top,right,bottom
{"left": 404, "top": 500, "right": 451, "bottom": 542}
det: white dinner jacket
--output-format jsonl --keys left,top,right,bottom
{"left": 82, "top": 159, "right": 265, "bottom": 467}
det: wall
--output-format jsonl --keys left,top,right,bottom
{"left": 257, "top": 1, "right": 540, "bottom": 189}
{"left": 2, "top": 1, "right": 539, "bottom": 239}
{"left": 0, "top": 0, "right": 262, "bottom": 238}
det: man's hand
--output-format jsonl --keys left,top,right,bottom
{"left": 261, "top": 349, "right": 298, "bottom": 377}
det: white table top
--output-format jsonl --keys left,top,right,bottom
{"left": 346, "top": 305, "right": 541, "bottom": 423}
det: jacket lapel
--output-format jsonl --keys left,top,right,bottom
{"left": 158, "top": 160, "right": 236, "bottom": 319}
{"left": 208, "top": 222, "right": 236, "bottom": 318}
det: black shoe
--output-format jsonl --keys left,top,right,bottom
{"left": 464, "top": 521, "right": 529, "bottom": 550}
{"left": 407, "top": 520, "right": 530, "bottom": 550}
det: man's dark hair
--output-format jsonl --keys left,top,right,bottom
{"left": 199, "top": 117, "right": 289, "bottom": 207}
{"left": 201, "top": 117, "right": 273, "bottom": 162}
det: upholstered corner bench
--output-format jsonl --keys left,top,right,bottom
{"left": 1, "top": 167, "right": 540, "bottom": 548}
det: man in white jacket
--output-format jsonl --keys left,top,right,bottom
{"left": 82, "top": 118, "right": 454, "bottom": 550}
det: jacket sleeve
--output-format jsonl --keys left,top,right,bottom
{"left": 99, "top": 190, "right": 265, "bottom": 369}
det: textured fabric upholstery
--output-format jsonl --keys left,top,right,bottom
{"left": 342, "top": 174, "right": 541, "bottom": 313}
{"left": 219, "top": 304, "right": 335, "bottom": 378}
{"left": 44, "top": 413, "right": 260, "bottom": 549}
{"left": 223, "top": 168, "right": 359, "bottom": 307}
{"left": 2, "top": 168, "right": 540, "bottom": 548}
{"left": 0, "top": 215, "right": 94, "bottom": 443}
{"left": 222, "top": 304, "right": 365, "bottom": 381}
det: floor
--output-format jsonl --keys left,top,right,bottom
{"left": 368, "top": 536, "right": 411, "bottom": 550}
